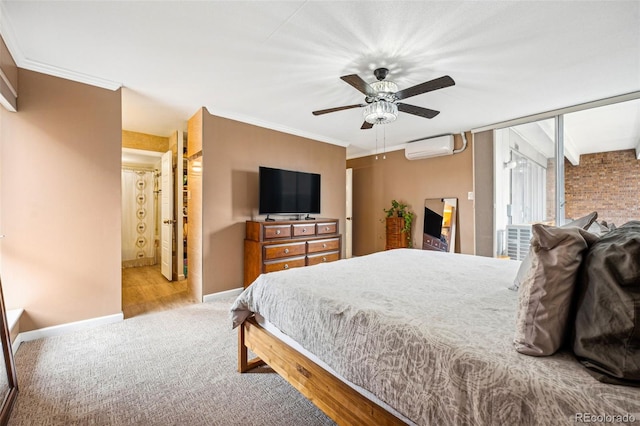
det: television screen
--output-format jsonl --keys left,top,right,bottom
{"left": 259, "top": 167, "right": 321, "bottom": 214}
{"left": 424, "top": 207, "right": 443, "bottom": 239}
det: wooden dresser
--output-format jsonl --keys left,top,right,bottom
{"left": 244, "top": 219, "right": 342, "bottom": 287}
{"left": 386, "top": 217, "right": 408, "bottom": 250}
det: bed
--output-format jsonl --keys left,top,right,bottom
{"left": 231, "top": 249, "right": 640, "bottom": 425}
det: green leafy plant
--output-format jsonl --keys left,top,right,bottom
{"left": 384, "top": 199, "right": 415, "bottom": 247}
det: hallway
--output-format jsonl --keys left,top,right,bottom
{"left": 122, "top": 265, "right": 196, "bottom": 319}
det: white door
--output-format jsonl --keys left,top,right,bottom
{"left": 160, "top": 150, "right": 173, "bottom": 281}
{"left": 345, "top": 168, "right": 353, "bottom": 258}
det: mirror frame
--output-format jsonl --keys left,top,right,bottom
{"left": 0, "top": 278, "right": 17, "bottom": 425}
{"left": 423, "top": 197, "right": 458, "bottom": 253}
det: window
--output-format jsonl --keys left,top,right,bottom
{"left": 563, "top": 98, "right": 640, "bottom": 228}
{"left": 492, "top": 97, "right": 640, "bottom": 259}
{"left": 494, "top": 118, "right": 556, "bottom": 259}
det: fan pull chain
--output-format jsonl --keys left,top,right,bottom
{"left": 383, "top": 126, "right": 386, "bottom": 160}
{"left": 375, "top": 126, "right": 379, "bottom": 160}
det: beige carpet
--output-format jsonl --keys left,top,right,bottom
{"left": 9, "top": 296, "right": 335, "bottom": 425}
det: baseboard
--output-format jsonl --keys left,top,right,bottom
{"left": 14, "top": 289, "right": 242, "bottom": 345}
{"left": 12, "top": 334, "right": 22, "bottom": 355}
{"left": 18, "top": 312, "right": 124, "bottom": 343}
{"left": 7, "top": 308, "right": 24, "bottom": 355}
{"left": 202, "top": 287, "right": 243, "bottom": 303}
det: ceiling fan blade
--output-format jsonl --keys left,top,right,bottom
{"left": 361, "top": 121, "right": 374, "bottom": 130}
{"left": 341, "top": 74, "right": 376, "bottom": 97}
{"left": 312, "top": 104, "right": 365, "bottom": 116}
{"left": 394, "top": 75, "right": 455, "bottom": 100}
{"left": 397, "top": 103, "right": 440, "bottom": 119}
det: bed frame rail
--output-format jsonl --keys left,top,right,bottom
{"left": 238, "top": 317, "right": 405, "bottom": 426}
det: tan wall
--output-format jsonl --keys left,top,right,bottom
{"left": 196, "top": 109, "right": 346, "bottom": 295}
{"left": 347, "top": 133, "right": 474, "bottom": 255}
{"left": 565, "top": 149, "right": 640, "bottom": 226}
{"left": 0, "top": 69, "right": 122, "bottom": 331}
{"left": 122, "top": 130, "right": 169, "bottom": 152}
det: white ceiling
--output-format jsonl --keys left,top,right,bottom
{"left": 1, "top": 1, "right": 639, "bottom": 159}
{"left": 500, "top": 97, "right": 640, "bottom": 166}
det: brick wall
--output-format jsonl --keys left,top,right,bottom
{"left": 546, "top": 157, "right": 556, "bottom": 221}
{"left": 565, "top": 149, "right": 640, "bottom": 226}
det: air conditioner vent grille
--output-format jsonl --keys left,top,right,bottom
{"left": 506, "top": 224, "right": 532, "bottom": 261}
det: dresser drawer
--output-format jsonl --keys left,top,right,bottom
{"left": 423, "top": 234, "right": 438, "bottom": 246}
{"left": 423, "top": 234, "right": 446, "bottom": 252}
{"left": 263, "top": 225, "right": 291, "bottom": 240}
{"left": 293, "top": 223, "right": 316, "bottom": 237}
{"left": 307, "top": 237, "right": 340, "bottom": 254}
{"left": 263, "top": 256, "right": 306, "bottom": 273}
{"left": 317, "top": 221, "right": 338, "bottom": 235}
{"left": 264, "top": 242, "right": 306, "bottom": 260}
{"left": 307, "top": 251, "right": 340, "bottom": 266}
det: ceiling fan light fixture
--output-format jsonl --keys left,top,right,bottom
{"left": 370, "top": 80, "right": 398, "bottom": 100}
{"left": 363, "top": 100, "right": 398, "bottom": 125}
{"left": 313, "top": 68, "right": 454, "bottom": 129}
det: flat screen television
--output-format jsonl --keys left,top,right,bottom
{"left": 424, "top": 207, "right": 443, "bottom": 239}
{"left": 259, "top": 166, "right": 321, "bottom": 216}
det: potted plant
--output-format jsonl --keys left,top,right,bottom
{"left": 384, "top": 200, "right": 415, "bottom": 247}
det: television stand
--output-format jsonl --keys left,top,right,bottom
{"left": 264, "top": 215, "right": 276, "bottom": 222}
{"left": 304, "top": 214, "right": 316, "bottom": 220}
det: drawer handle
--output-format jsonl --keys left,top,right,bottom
{"left": 284, "top": 248, "right": 289, "bottom": 254}
{"left": 322, "top": 257, "right": 327, "bottom": 262}
{"left": 302, "top": 228, "right": 307, "bottom": 232}
{"left": 325, "top": 227, "right": 329, "bottom": 231}
{"left": 284, "top": 264, "right": 289, "bottom": 269}
{"left": 276, "top": 229, "right": 281, "bottom": 235}
{"left": 322, "top": 243, "right": 327, "bottom": 248}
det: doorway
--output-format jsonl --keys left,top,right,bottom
{"left": 121, "top": 146, "right": 194, "bottom": 318}
{"left": 121, "top": 264, "right": 194, "bottom": 318}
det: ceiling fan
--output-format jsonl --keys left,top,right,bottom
{"left": 312, "top": 67, "right": 455, "bottom": 129}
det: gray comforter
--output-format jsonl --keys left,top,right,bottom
{"left": 231, "top": 249, "right": 640, "bottom": 425}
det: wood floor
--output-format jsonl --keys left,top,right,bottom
{"left": 122, "top": 265, "right": 196, "bottom": 319}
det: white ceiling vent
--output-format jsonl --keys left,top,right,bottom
{"left": 404, "top": 135, "right": 454, "bottom": 160}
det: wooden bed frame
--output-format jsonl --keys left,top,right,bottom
{"left": 238, "top": 317, "right": 406, "bottom": 426}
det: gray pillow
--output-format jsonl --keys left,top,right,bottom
{"left": 510, "top": 211, "right": 598, "bottom": 291}
{"left": 573, "top": 221, "right": 640, "bottom": 385}
{"left": 564, "top": 211, "right": 599, "bottom": 230}
{"left": 587, "top": 220, "right": 616, "bottom": 237}
{"left": 513, "top": 224, "right": 598, "bottom": 356}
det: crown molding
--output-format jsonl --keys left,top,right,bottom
{"left": 18, "top": 57, "right": 121, "bottom": 91}
{"left": 204, "top": 106, "right": 350, "bottom": 148}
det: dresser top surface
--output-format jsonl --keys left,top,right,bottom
{"left": 247, "top": 218, "right": 339, "bottom": 225}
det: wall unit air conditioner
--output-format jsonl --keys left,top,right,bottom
{"left": 404, "top": 134, "right": 454, "bottom": 160}
{"left": 506, "top": 224, "right": 532, "bottom": 261}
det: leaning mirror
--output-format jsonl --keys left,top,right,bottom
{"left": 422, "top": 198, "right": 457, "bottom": 253}
{"left": 0, "top": 277, "right": 17, "bottom": 425}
